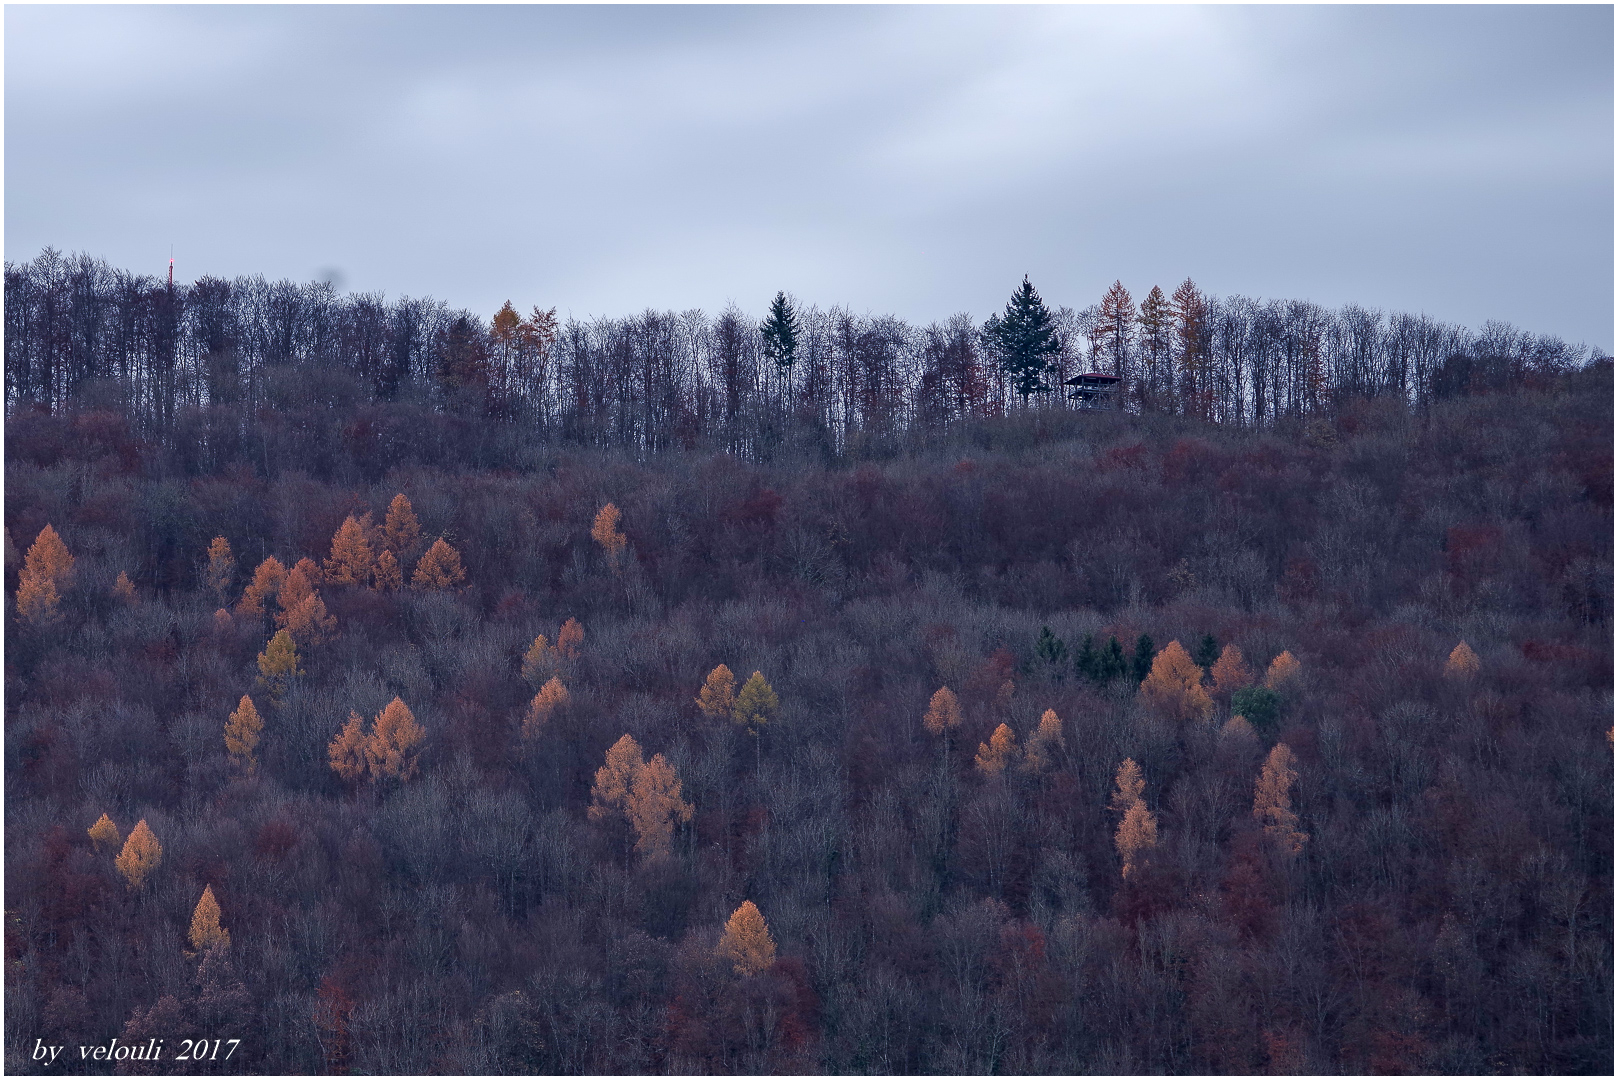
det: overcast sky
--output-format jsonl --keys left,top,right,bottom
{"left": 5, "top": 4, "right": 1612, "bottom": 351}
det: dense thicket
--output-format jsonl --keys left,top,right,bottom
{"left": 3, "top": 252, "right": 1612, "bottom": 1074}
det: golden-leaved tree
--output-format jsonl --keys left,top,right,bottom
{"left": 237, "top": 556, "right": 287, "bottom": 617}
{"left": 521, "top": 634, "right": 553, "bottom": 688}
{"left": 732, "top": 671, "right": 778, "bottom": 733}
{"left": 324, "top": 514, "right": 375, "bottom": 586}
{"left": 1264, "top": 650, "right": 1302, "bottom": 691}
{"left": 1445, "top": 641, "right": 1481, "bottom": 680}
{"left": 1022, "top": 709, "right": 1064, "bottom": 773}
{"left": 116, "top": 819, "right": 163, "bottom": 890}
{"left": 367, "top": 698, "right": 426, "bottom": 781}
{"left": 696, "top": 664, "right": 737, "bottom": 719}
{"left": 224, "top": 695, "right": 264, "bottom": 775}
{"left": 277, "top": 560, "right": 335, "bottom": 646}
{"left": 16, "top": 523, "right": 74, "bottom": 626}
{"left": 1210, "top": 644, "right": 1253, "bottom": 699}
{"left": 1254, "top": 742, "right": 1307, "bottom": 854}
{"left": 112, "top": 571, "right": 137, "bottom": 605}
{"left": 523, "top": 676, "right": 569, "bottom": 742}
{"left": 88, "top": 814, "right": 120, "bottom": 852}
{"left": 1138, "top": 640, "right": 1213, "bottom": 721}
{"left": 256, "top": 630, "right": 302, "bottom": 701}
{"left": 189, "top": 885, "right": 230, "bottom": 952}
{"left": 556, "top": 617, "right": 584, "bottom": 659}
{"left": 922, "top": 686, "right": 962, "bottom": 737}
{"left": 204, "top": 536, "right": 236, "bottom": 603}
{"left": 589, "top": 734, "right": 693, "bottom": 862}
{"left": 372, "top": 549, "right": 402, "bottom": 592}
{"left": 381, "top": 493, "right": 421, "bottom": 559}
{"left": 592, "top": 502, "right": 628, "bottom": 570}
{"left": 412, "top": 538, "right": 466, "bottom": 591}
{"left": 974, "top": 723, "right": 1018, "bottom": 776}
{"left": 1111, "top": 758, "right": 1157, "bottom": 879}
{"left": 327, "top": 698, "right": 427, "bottom": 784}
{"left": 716, "top": 900, "right": 777, "bottom": 976}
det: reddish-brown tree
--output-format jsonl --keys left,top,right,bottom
{"left": 1139, "top": 640, "right": 1214, "bottom": 721}
{"left": 412, "top": 538, "right": 466, "bottom": 591}
{"left": 716, "top": 900, "right": 777, "bottom": 976}
{"left": 696, "top": 664, "right": 737, "bottom": 719}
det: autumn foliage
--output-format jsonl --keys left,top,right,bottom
{"left": 922, "top": 686, "right": 962, "bottom": 736}
{"left": 1264, "top": 649, "right": 1302, "bottom": 691}
{"left": 16, "top": 523, "right": 73, "bottom": 625}
{"left": 189, "top": 885, "right": 230, "bottom": 952}
{"left": 1138, "top": 639, "right": 1213, "bottom": 721}
{"left": 1254, "top": 742, "right": 1307, "bottom": 854}
{"left": 204, "top": 536, "right": 235, "bottom": 602}
{"left": 324, "top": 514, "right": 376, "bottom": 586}
{"left": 695, "top": 664, "right": 737, "bottom": 719}
{"left": 329, "top": 698, "right": 426, "bottom": 784}
{"left": 523, "top": 676, "right": 569, "bottom": 741}
{"left": 224, "top": 695, "right": 264, "bottom": 774}
{"left": 256, "top": 629, "right": 302, "bottom": 699}
{"left": 591, "top": 502, "right": 628, "bottom": 567}
{"left": 115, "top": 819, "right": 162, "bottom": 890}
{"left": 87, "top": 813, "right": 120, "bottom": 852}
{"left": 1445, "top": 640, "right": 1481, "bottom": 680}
{"left": 412, "top": 537, "right": 466, "bottom": 591}
{"left": 589, "top": 734, "right": 694, "bottom": 861}
{"left": 716, "top": 900, "right": 777, "bottom": 976}
{"left": 974, "top": 723, "right": 1017, "bottom": 776}
{"left": 1111, "top": 758, "right": 1157, "bottom": 879}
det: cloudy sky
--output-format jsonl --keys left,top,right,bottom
{"left": 6, "top": 4, "right": 1612, "bottom": 351}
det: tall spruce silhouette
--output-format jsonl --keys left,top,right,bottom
{"left": 982, "top": 275, "right": 1061, "bottom": 400}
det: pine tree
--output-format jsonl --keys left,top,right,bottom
{"left": 1131, "top": 634, "right": 1156, "bottom": 685}
{"left": 982, "top": 276, "right": 1062, "bottom": 400}
{"left": 1211, "top": 643, "right": 1254, "bottom": 698}
{"left": 112, "top": 571, "right": 137, "bottom": 605}
{"left": 1193, "top": 633, "right": 1220, "bottom": 670}
{"left": 627, "top": 753, "right": 694, "bottom": 860}
{"left": 411, "top": 538, "right": 466, "bottom": 591}
{"left": 523, "top": 676, "right": 569, "bottom": 742}
{"left": 1254, "top": 742, "right": 1307, "bottom": 854}
{"left": 1445, "top": 641, "right": 1481, "bottom": 680}
{"left": 372, "top": 549, "right": 402, "bottom": 591}
{"left": 189, "top": 885, "right": 230, "bottom": 951}
{"left": 328, "top": 711, "right": 369, "bottom": 782}
{"left": 17, "top": 523, "right": 74, "bottom": 625}
{"left": 556, "top": 617, "right": 584, "bottom": 659}
{"left": 237, "top": 557, "right": 286, "bottom": 617}
{"left": 732, "top": 671, "right": 779, "bottom": 733}
{"left": 974, "top": 723, "right": 1018, "bottom": 777}
{"left": 1074, "top": 635, "right": 1097, "bottom": 682}
{"left": 591, "top": 503, "right": 628, "bottom": 568}
{"left": 716, "top": 900, "right": 777, "bottom": 976}
{"left": 696, "top": 664, "right": 737, "bottom": 719}
{"left": 759, "top": 292, "right": 801, "bottom": 372}
{"left": 1138, "top": 640, "right": 1213, "bottom": 721}
{"left": 521, "top": 635, "right": 552, "bottom": 689}
{"left": 922, "top": 686, "right": 963, "bottom": 736}
{"left": 367, "top": 697, "right": 425, "bottom": 782}
{"left": 1035, "top": 626, "right": 1068, "bottom": 667}
{"left": 88, "top": 813, "right": 120, "bottom": 852}
{"left": 1264, "top": 650, "right": 1302, "bottom": 691}
{"left": 381, "top": 493, "right": 421, "bottom": 557}
{"left": 256, "top": 629, "right": 302, "bottom": 701}
{"left": 204, "top": 536, "right": 236, "bottom": 603}
{"left": 1101, "top": 635, "right": 1127, "bottom": 682}
{"left": 116, "top": 819, "right": 163, "bottom": 890}
{"left": 224, "top": 695, "right": 264, "bottom": 775}
{"left": 324, "top": 514, "right": 376, "bottom": 586}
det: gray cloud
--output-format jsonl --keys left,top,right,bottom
{"left": 6, "top": 4, "right": 1610, "bottom": 350}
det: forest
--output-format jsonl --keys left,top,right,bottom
{"left": 4, "top": 248, "right": 1613, "bottom": 1075}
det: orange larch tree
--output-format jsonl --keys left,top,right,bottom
{"left": 224, "top": 695, "right": 264, "bottom": 775}
{"left": 696, "top": 664, "right": 737, "bottom": 719}
{"left": 16, "top": 523, "right": 74, "bottom": 625}
{"left": 412, "top": 538, "right": 466, "bottom": 591}
{"left": 1253, "top": 742, "right": 1307, "bottom": 854}
{"left": 328, "top": 711, "right": 370, "bottom": 782}
{"left": 922, "top": 686, "right": 963, "bottom": 737}
{"left": 372, "top": 550, "right": 402, "bottom": 591}
{"left": 974, "top": 723, "right": 1018, "bottom": 777}
{"left": 556, "top": 617, "right": 584, "bottom": 659}
{"left": 627, "top": 753, "right": 694, "bottom": 860}
{"left": 88, "top": 814, "right": 121, "bottom": 852}
{"left": 521, "top": 634, "right": 553, "bottom": 688}
{"left": 112, "top": 571, "right": 137, "bottom": 605}
{"left": 256, "top": 629, "right": 302, "bottom": 701}
{"left": 324, "top": 514, "right": 376, "bottom": 586}
{"left": 1022, "top": 709, "right": 1064, "bottom": 773}
{"left": 1445, "top": 641, "right": 1481, "bottom": 680}
{"left": 381, "top": 493, "right": 422, "bottom": 558}
{"left": 592, "top": 502, "right": 628, "bottom": 569}
{"left": 237, "top": 556, "right": 287, "bottom": 617}
{"left": 1138, "top": 640, "right": 1214, "bottom": 721}
{"left": 716, "top": 900, "right": 777, "bottom": 976}
{"left": 1115, "top": 802, "right": 1159, "bottom": 880}
{"left": 1210, "top": 643, "right": 1253, "bottom": 699}
{"left": 204, "top": 536, "right": 235, "bottom": 603}
{"left": 116, "top": 819, "right": 163, "bottom": 890}
{"left": 189, "top": 885, "right": 230, "bottom": 952}
{"left": 523, "top": 676, "right": 569, "bottom": 742}
{"left": 367, "top": 697, "right": 426, "bottom": 782}
{"left": 1264, "top": 650, "right": 1302, "bottom": 691}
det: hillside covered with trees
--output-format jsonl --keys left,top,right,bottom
{"left": 4, "top": 251, "right": 1612, "bottom": 1074}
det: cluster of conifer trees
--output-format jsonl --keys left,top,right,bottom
{"left": 3, "top": 263, "right": 1611, "bottom": 1073}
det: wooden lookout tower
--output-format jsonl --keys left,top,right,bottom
{"left": 1065, "top": 372, "right": 1122, "bottom": 406}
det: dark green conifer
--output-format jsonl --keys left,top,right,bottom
{"left": 1194, "top": 633, "right": 1220, "bottom": 669}
{"left": 981, "top": 276, "right": 1062, "bottom": 400}
{"left": 759, "top": 291, "right": 801, "bottom": 371}
{"left": 1131, "top": 634, "right": 1156, "bottom": 685}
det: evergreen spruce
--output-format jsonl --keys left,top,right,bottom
{"left": 1194, "top": 633, "right": 1220, "bottom": 669}
{"left": 1131, "top": 634, "right": 1156, "bottom": 685}
{"left": 1101, "top": 636, "right": 1127, "bottom": 682}
{"left": 982, "top": 276, "right": 1062, "bottom": 400}
{"left": 1075, "top": 634, "right": 1097, "bottom": 682}
{"left": 759, "top": 291, "right": 801, "bottom": 371}
{"left": 1035, "top": 626, "right": 1068, "bottom": 667}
